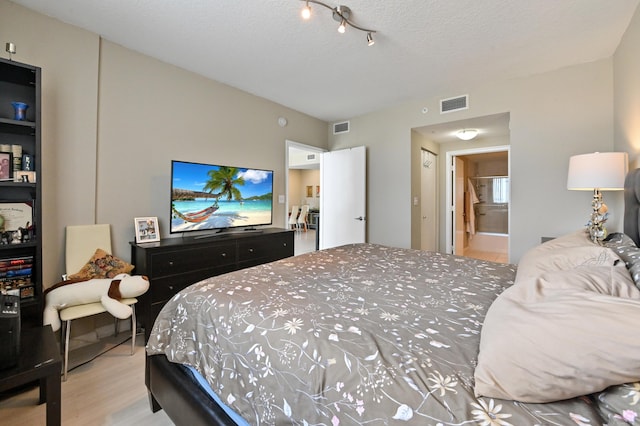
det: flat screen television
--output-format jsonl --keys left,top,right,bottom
{"left": 170, "top": 160, "right": 273, "bottom": 234}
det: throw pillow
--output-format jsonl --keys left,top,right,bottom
{"left": 68, "top": 248, "right": 134, "bottom": 280}
{"left": 604, "top": 232, "right": 640, "bottom": 289}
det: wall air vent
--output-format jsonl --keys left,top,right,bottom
{"left": 440, "top": 95, "right": 469, "bottom": 114}
{"left": 307, "top": 154, "right": 316, "bottom": 160}
{"left": 333, "top": 121, "right": 350, "bottom": 134}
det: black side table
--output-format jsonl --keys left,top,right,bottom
{"left": 0, "top": 325, "right": 62, "bottom": 426}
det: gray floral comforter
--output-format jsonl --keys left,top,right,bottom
{"left": 147, "top": 243, "right": 603, "bottom": 425}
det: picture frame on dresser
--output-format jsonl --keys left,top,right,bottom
{"left": 0, "top": 152, "right": 13, "bottom": 181}
{"left": 134, "top": 216, "right": 160, "bottom": 243}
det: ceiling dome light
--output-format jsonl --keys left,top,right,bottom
{"left": 456, "top": 129, "right": 478, "bottom": 140}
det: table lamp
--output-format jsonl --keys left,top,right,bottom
{"left": 567, "top": 152, "right": 628, "bottom": 243}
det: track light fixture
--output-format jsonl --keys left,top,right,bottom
{"left": 299, "top": 0, "right": 377, "bottom": 46}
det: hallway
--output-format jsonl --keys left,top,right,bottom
{"left": 294, "top": 229, "right": 317, "bottom": 256}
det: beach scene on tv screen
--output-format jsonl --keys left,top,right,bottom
{"left": 171, "top": 162, "right": 273, "bottom": 232}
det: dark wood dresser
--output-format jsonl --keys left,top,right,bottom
{"left": 130, "top": 228, "right": 294, "bottom": 342}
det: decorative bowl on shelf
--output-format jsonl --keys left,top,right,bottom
{"left": 10, "top": 102, "right": 28, "bottom": 121}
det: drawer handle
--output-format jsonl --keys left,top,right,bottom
{"left": 168, "top": 261, "right": 174, "bottom": 266}
{"left": 221, "top": 253, "right": 227, "bottom": 257}
{"left": 168, "top": 285, "right": 174, "bottom": 291}
{"left": 248, "top": 248, "right": 254, "bottom": 253}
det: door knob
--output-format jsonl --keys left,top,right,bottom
{"left": 354, "top": 216, "right": 365, "bottom": 221}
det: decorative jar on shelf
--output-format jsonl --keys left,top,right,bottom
{"left": 10, "top": 102, "right": 28, "bottom": 121}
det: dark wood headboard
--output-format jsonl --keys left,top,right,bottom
{"left": 624, "top": 168, "right": 640, "bottom": 247}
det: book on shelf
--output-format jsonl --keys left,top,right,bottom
{"left": 0, "top": 255, "right": 34, "bottom": 298}
{"left": 0, "top": 255, "right": 33, "bottom": 266}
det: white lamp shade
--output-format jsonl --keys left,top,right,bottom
{"left": 567, "top": 152, "right": 629, "bottom": 191}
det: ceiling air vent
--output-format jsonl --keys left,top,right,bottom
{"left": 440, "top": 95, "right": 469, "bottom": 114}
{"left": 333, "top": 121, "right": 350, "bottom": 134}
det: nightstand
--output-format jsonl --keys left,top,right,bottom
{"left": 0, "top": 326, "right": 62, "bottom": 426}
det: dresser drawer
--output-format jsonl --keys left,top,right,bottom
{"left": 150, "top": 266, "right": 235, "bottom": 304}
{"left": 238, "top": 233, "right": 293, "bottom": 265}
{"left": 149, "top": 243, "right": 236, "bottom": 277}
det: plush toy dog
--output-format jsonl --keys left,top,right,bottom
{"left": 43, "top": 274, "right": 149, "bottom": 332}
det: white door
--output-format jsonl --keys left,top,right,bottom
{"left": 454, "top": 157, "right": 465, "bottom": 255}
{"left": 420, "top": 150, "right": 437, "bottom": 251}
{"left": 319, "top": 146, "right": 366, "bottom": 249}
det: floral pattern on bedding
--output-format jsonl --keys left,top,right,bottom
{"left": 593, "top": 382, "right": 640, "bottom": 425}
{"left": 147, "top": 243, "right": 603, "bottom": 425}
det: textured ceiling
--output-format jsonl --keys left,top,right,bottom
{"left": 9, "top": 0, "right": 640, "bottom": 122}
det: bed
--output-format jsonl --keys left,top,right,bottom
{"left": 145, "top": 169, "right": 640, "bottom": 425}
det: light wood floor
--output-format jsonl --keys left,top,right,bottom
{"left": 464, "top": 248, "right": 509, "bottom": 263}
{"left": 0, "top": 333, "right": 174, "bottom": 426}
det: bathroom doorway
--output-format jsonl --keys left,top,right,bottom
{"left": 446, "top": 147, "right": 510, "bottom": 263}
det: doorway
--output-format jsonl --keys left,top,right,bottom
{"left": 446, "top": 146, "right": 510, "bottom": 262}
{"left": 285, "top": 141, "right": 367, "bottom": 254}
{"left": 286, "top": 140, "right": 324, "bottom": 255}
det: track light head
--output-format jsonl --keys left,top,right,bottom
{"left": 301, "top": 1, "right": 311, "bottom": 19}
{"left": 338, "top": 19, "right": 347, "bottom": 33}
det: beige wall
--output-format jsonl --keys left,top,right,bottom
{"left": 288, "top": 169, "right": 320, "bottom": 212}
{"left": 614, "top": 3, "right": 640, "bottom": 161}
{"left": 0, "top": 1, "right": 329, "bottom": 289}
{"left": 331, "top": 59, "right": 616, "bottom": 262}
{"left": 288, "top": 169, "right": 303, "bottom": 214}
{"left": 95, "top": 40, "right": 328, "bottom": 258}
{"left": 0, "top": 0, "right": 101, "bottom": 288}
{"left": 4, "top": 0, "right": 640, "bottom": 281}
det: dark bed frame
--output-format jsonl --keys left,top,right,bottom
{"left": 146, "top": 168, "right": 640, "bottom": 426}
{"left": 146, "top": 354, "right": 234, "bottom": 425}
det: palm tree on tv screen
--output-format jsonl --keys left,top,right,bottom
{"left": 203, "top": 166, "right": 245, "bottom": 201}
